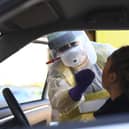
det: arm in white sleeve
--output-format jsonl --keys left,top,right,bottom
{"left": 47, "top": 75, "right": 81, "bottom": 114}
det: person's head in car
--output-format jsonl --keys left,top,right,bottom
{"left": 47, "top": 31, "right": 97, "bottom": 71}
{"left": 102, "top": 46, "right": 129, "bottom": 100}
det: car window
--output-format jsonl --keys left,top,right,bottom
{"left": 45, "top": 30, "right": 129, "bottom": 123}
{"left": 0, "top": 40, "right": 49, "bottom": 108}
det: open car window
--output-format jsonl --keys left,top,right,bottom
{"left": 45, "top": 30, "right": 129, "bottom": 122}
{"left": 0, "top": 41, "right": 48, "bottom": 108}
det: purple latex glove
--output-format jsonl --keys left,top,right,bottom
{"left": 69, "top": 69, "right": 95, "bottom": 101}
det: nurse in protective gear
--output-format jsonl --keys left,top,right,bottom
{"left": 47, "top": 31, "right": 114, "bottom": 121}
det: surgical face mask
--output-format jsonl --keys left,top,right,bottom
{"left": 59, "top": 45, "right": 88, "bottom": 68}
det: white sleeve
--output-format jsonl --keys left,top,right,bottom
{"left": 47, "top": 76, "right": 81, "bottom": 114}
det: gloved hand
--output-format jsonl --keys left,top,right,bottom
{"left": 69, "top": 69, "right": 95, "bottom": 101}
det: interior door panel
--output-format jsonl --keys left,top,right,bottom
{"left": 0, "top": 99, "right": 52, "bottom": 128}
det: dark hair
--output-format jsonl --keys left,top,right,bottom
{"left": 110, "top": 45, "right": 129, "bottom": 96}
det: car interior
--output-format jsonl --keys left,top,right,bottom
{"left": 0, "top": 0, "right": 129, "bottom": 129}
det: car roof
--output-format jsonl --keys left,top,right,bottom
{"left": 0, "top": 0, "right": 129, "bottom": 62}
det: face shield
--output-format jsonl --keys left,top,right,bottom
{"left": 47, "top": 31, "right": 97, "bottom": 67}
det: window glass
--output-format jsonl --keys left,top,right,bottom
{"left": 0, "top": 42, "right": 48, "bottom": 108}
